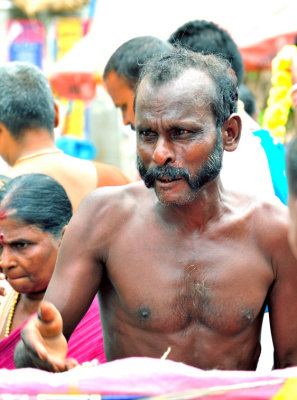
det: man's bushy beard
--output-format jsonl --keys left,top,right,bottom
{"left": 137, "top": 133, "right": 223, "bottom": 194}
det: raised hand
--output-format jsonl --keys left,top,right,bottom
{"left": 14, "top": 301, "right": 78, "bottom": 371}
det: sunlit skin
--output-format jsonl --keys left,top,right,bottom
{"left": 14, "top": 68, "right": 297, "bottom": 372}
{"left": 0, "top": 216, "right": 60, "bottom": 340}
{"left": 104, "top": 70, "right": 136, "bottom": 129}
{"left": 135, "top": 71, "right": 224, "bottom": 206}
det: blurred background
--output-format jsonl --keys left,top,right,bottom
{"left": 0, "top": 0, "right": 296, "bottom": 180}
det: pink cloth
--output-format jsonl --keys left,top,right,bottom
{"left": 0, "top": 296, "right": 106, "bottom": 369}
{"left": 0, "top": 357, "right": 296, "bottom": 398}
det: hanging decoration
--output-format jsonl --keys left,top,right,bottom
{"left": 262, "top": 44, "right": 297, "bottom": 143}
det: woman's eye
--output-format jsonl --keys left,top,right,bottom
{"left": 15, "top": 243, "right": 28, "bottom": 250}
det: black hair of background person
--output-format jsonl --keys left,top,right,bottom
{"left": 168, "top": 20, "right": 244, "bottom": 85}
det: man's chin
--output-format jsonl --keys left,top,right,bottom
{"left": 154, "top": 187, "right": 198, "bottom": 207}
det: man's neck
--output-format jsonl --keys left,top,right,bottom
{"left": 11, "top": 130, "right": 57, "bottom": 166}
{"left": 155, "top": 178, "right": 227, "bottom": 232}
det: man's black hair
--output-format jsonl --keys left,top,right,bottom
{"left": 0, "top": 62, "right": 56, "bottom": 140}
{"left": 103, "top": 36, "right": 173, "bottom": 88}
{"left": 239, "top": 84, "right": 256, "bottom": 117}
{"left": 135, "top": 46, "right": 238, "bottom": 130}
{"left": 168, "top": 20, "right": 244, "bottom": 85}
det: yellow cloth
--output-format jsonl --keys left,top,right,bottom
{"left": 272, "top": 377, "right": 297, "bottom": 399}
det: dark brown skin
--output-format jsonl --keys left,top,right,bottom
{"left": 14, "top": 69, "right": 297, "bottom": 372}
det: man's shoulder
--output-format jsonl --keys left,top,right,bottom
{"left": 226, "top": 192, "right": 290, "bottom": 267}
{"left": 227, "top": 190, "right": 288, "bottom": 231}
{"left": 74, "top": 181, "right": 149, "bottom": 240}
{"left": 80, "top": 180, "right": 148, "bottom": 215}
{"left": 237, "top": 192, "right": 289, "bottom": 247}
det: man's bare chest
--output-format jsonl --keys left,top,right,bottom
{"left": 104, "top": 225, "right": 273, "bottom": 337}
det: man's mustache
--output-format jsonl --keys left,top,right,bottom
{"left": 142, "top": 165, "right": 191, "bottom": 186}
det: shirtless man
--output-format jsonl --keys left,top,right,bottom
{"left": 14, "top": 48, "right": 297, "bottom": 371}
{"left": 0, "top": 61, "right": 129, "bottom": 212}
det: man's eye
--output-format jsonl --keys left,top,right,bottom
{"left": 139, "top": 130, "right": 157, "bottom": 140}
{"left": 173, "top": 129, "right": 191, "bottom": 137}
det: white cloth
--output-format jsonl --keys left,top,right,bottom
{"left": 221, "top": 111, "right": 276, "bottom": 200}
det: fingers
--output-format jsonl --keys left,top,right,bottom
{"left": 37, "top": 301, "right": 63, "bottom": 338}
{"left": 21, "top": 315, "right": 51, "bottom": 361}
{"left": 20, "top": 309, "right": 70, "bottom": 372}
{"left": 64, "top": 358, "right": 79, "bottom": 370}
{"left": 38, "top": 300, "right": 60, "bottom": 322}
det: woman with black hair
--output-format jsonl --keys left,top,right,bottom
{"left": 0, "top": 173, "right": 105, "bottom": 368}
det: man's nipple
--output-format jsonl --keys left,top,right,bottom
{"left": 138, "top": 306, "right": 151, "bottom": 322}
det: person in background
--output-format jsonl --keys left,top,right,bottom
{"left": 103, "top": 36, "right": 173, "bottom": 130}
{"left": 286, "top": 137, "right": 297, "bottom": 257}
{"left": 0, "top": 173, "right": 105, "bottom": 369}
{"left": 239, "top": 84, "right": 288, "bottom": 206}
{"left": 239, "top": 84, "right": 257, "bottom": 120}
{"left": 0, "top": 62, "right": 130, "bottom": 212}
{"left": 168, "top": 19, "right": 288, "bottom": 204}
{"left": 13, "top": 49, "right": 297, "bottom": 372}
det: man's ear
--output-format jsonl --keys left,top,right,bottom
{"left": 221, "top": 114, "right": 242, "bottom": 152}
{"left": 54, "top": 100, "right": 60, "bottom": 128}
{"left": 0, "top": 122, "right": 18, "bottom": 165}
{"left": 0, "top": 122, "right": 9, "bottom": 137}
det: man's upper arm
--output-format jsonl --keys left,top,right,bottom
{"left": 267, "top": 214, "right": 297, "bottom": 368}
{"left": 44, "top": 190, "right": 108, "bottom": 339}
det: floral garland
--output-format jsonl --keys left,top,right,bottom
{"left": 262, "top": 44, "right": 297, "bottom": 143}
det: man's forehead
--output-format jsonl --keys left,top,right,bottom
{"left": 137, "top": 69, "right": 213, "bottom": 102}
{"left": 135, "top": 69, "right": 214, "bottom": 119}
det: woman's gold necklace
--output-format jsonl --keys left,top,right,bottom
{"left": 4, "top": 293, "right": 20, "bottom": 337}
{"left": 13, "top": 149, "right": 63, "bottom": 166}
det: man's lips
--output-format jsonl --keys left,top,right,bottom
{"left": 156, "top": 177, "right": 183, "bottom": 183}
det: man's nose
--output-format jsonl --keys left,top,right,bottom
{"left": 122, "top": 110, "right": 135, "bottom": 127}
{"left": 152, "top": 137, "right": 175, "bottom": 165}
